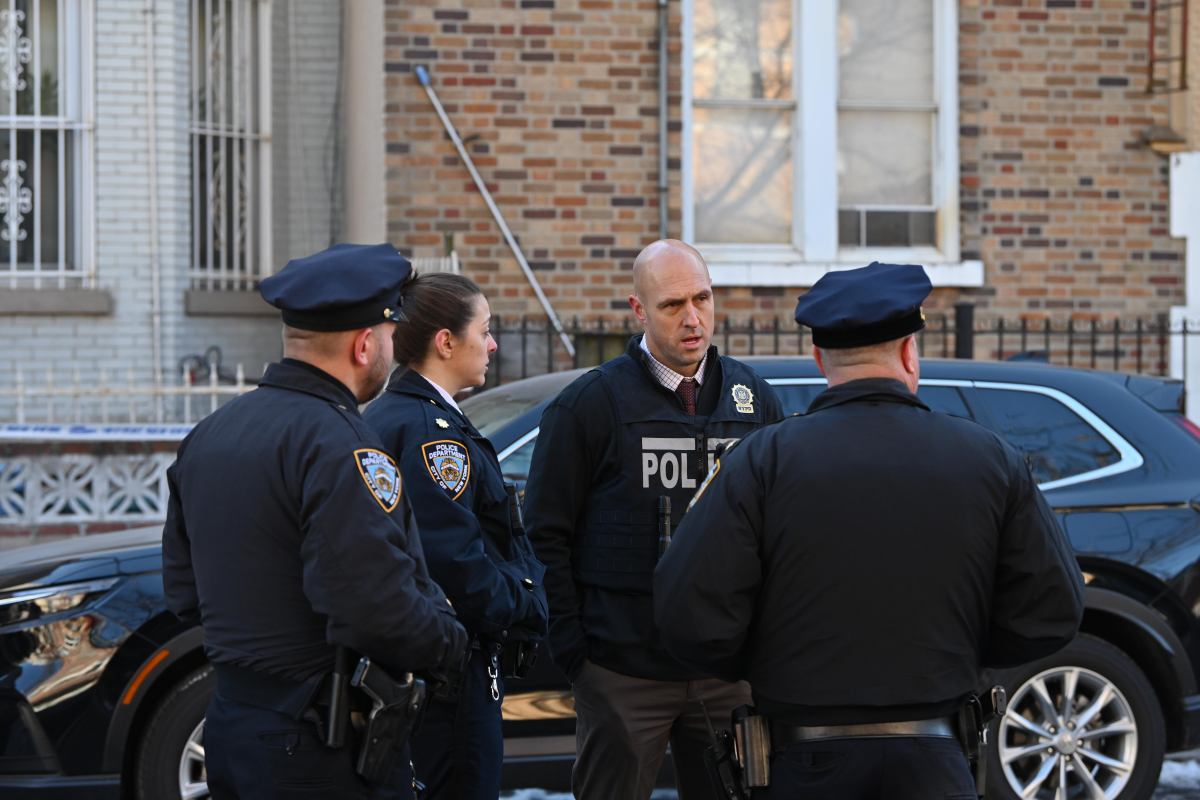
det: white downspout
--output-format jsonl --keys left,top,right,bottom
{"left": 144, "top": 0, "right": 164, "bottom": 422}
{"left": 1169, "top": 152, "right": 1200, "bottom": 421}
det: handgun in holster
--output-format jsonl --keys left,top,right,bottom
{"left": 956, "top": 685, "right": 1007, "bottom": 799}
{"left": 350, "top": 657, "right": 427, "bottom": 785}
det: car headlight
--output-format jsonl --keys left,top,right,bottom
{"left": 0, "top": 578, "right": 120, "bottom": 628}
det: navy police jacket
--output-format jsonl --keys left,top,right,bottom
{"left": 654, "top": 378, "right": 1085, "bottom": 725}
{"left": 364, "top": 369, "right": 548, "bottom": 643}
{"left": 525, "top": 336, "right": 783, "bottom": 681}
{"left": 162, "top": 359, "right": 468, "bottom": 684}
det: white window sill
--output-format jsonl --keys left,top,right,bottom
{"left": 697, "top": 245, "right": 984, "bottom": 288}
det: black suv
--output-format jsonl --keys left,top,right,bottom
{"left": 3, "top": 357, "right": 1200, "bottom": 800}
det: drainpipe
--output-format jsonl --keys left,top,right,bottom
{"left": 144, "top": 0, "right": 164, "bottom": 421}
{"left": 657, "top": 0, "right": 669, "bottom": 239}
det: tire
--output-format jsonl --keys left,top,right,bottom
{"left": 984, "top": 634, "right": 1164, "bottom": 800}
{"left": 135, "top": 664, "right": 214, "bottom": 800}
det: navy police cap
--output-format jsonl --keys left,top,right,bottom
{"left": 794, "top": 262, "right": 932, "bottom": 349}
{"left": 259, "top": 243, "right": 412, "bottom": 332}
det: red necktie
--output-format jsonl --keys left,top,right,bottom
{"left": 677, "top": 378, "right": 697, "bottom": 415}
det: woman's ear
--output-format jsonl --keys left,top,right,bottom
{"left": 433, "top": 328, "right": 455, "bottom": 360}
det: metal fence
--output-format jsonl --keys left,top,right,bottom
{"left": 0, "top": 351, "right": 258, "bottom": 425}
{"left": 2, "top": 305, "right": 1198, "bottom": 425}
{"left": 481, "top": 304, "right": 1190, "bottom": 389}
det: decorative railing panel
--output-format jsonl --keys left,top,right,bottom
{"left": 0, "top": 449, "right": 174, "bottom": 527}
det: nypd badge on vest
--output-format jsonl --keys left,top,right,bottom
{"left": 354, "top": 449, "right": 402, "bottom": 513}
{"left": 422, "top": 440, "right": 471, "bottom": 500}
{"left": 731, "top": 384, "right": 755, "bottom": 414}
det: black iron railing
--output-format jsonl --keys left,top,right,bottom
{"left": 483, "top": 304, "right": 1196, "bottom": 391}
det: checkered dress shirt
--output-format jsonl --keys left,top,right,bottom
{"left": 638, "top": 335, "right": 708, "bottom": 392}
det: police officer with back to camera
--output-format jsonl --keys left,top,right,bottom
{"left": 652, "top": 262, "right": 1085, "bottom": 800}
{"left": 524, "top": 239, "right": 784, "bottom": 800}
{"left": 162, "top": 243, "right": 469, "bottom": 800}
{"left": 364, "top": 272, "right": 548, "bottom": 799}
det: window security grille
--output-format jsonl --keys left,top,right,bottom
{"left": 0, "top": 0, "right": 93, "bottom": 289}
{"left": 190, "top": 0, "right": 271, "bottom": 291}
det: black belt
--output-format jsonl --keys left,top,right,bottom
{"left": 772, "top": 716, "right": 957, "bottom": 744}
{"left": 214, "top": 663, "right": 324, "bottom": 719}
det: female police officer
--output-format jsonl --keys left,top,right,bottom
{"left": 363, "top": 272, "right": 547, "bottom": 799}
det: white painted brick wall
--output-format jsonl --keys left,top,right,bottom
{"left": 0, "top": 0, "right": 346, "bottom": 422}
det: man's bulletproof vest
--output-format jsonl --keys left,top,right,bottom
{"left": 575, "top": 352, "right": 770, "bottom": 594}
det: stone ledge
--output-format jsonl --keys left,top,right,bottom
{"left": 0, "top": 288, "right": 114, "bottom": 315}
{"left": 185, "top": 289, "right": 276, "bottom": 317}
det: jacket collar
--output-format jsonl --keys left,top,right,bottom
{"left": 259, "top": 359, "right": 359, "bottom": 409}
{"left": 807, "top": 377, "right": 929, "bottom": 414}
{"left": 623, "top": 335, "right": 720, "bottom": 383}
{"left": 385, "top": 368, "right": 470, "bottom": 425}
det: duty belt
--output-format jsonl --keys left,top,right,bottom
{"left": 771, "top": 715, "right": 956, "bottom": 744}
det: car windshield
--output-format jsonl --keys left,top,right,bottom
{"left": 460, "top": 370, "right": 583, "bottom": 438}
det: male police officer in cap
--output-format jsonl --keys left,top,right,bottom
{"left": 163, "top": 243, "right": 469, "bottom": 800}
{"left": 653, "top": 262, "right": 1084, "bottom": 799}
{"left": 524, "top": 239, "right": 784, "bottom": 800}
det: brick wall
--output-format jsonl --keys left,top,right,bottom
{"left": 385, "top": 0, "right": 674, "bottom": 328}
{"left": 385, "top": 0, "right": 1189, "bottom": 366}
{"left": 958, "top": 0, "right": 1186, "bottom": 322}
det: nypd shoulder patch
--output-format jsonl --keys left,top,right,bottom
{"left": 354, "top": 448, "right": 402, "bottom": 513}
{"left": 421, "top": 439, "right": 471, "bottom": 500}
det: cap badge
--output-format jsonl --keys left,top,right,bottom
{"left": 920, "top": 307, "right": 926, "bottom": 323}
{"left": 731, "top": 384, "right": 755, "bottom": 414}
{"left": 383, "top": 308, "right": 393, "bottom": 320}
{"left": 435, "top": 418, "right": 450, "bottom": 429}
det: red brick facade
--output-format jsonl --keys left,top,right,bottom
{"left": 960, "top": 0, "right": 1185, "bottom": 320}
{"left": 384, "top": 1, "right": 1187, "bottom": 349}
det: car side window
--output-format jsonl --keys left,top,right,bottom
{"left": 499, "top": 438, "right": 537, "bottom": 481}
{"left": 975, "top": 388, "right": 1120, "bottom": 483}
{"left": 771, "top": 384, "right": 825, "bottom": 415}
{"left": 918, "top": 386, "right": 971, "bottom": 418}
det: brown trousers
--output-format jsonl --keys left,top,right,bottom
{"left": 570, "top": 659, "right": 751, "bottom": 800}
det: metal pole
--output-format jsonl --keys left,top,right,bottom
{"left": 414, "top": 65, "right": 575, "bottom": 358}
{"left": 656, "top": 0, "right": 669, "bottom": 238}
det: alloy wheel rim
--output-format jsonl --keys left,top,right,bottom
{"left": 178, "top": 718, "right": 209, "bottom": 799}
{"left": 998, "top": 665, "right": 1137, "bottom": 800}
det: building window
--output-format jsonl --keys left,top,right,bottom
{"left": 190, "top": 0, "right": 271, "bottom": 291}
{"left": 690, "top": 0, "right": 794, "bottom": 244}
{"left": 683, "top": 0, "right": 974, "bottom": 285}
{"left": 837, "top": 0, "right": 936, "bottom": 248}
{"left": 0, "top": 0, "right": 94, "bottom": 289}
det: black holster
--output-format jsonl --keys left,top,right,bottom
{"left": 501, "top": 639, "right": 539, "bottom": 678}
{"left": 350, "top": 658, "right": 427, "bottom": 785}
{"left": 956, "top": 685, "right": 1007, "bottom": 799}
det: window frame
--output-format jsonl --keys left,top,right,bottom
{"left": 681, "top": 0, "right": 980, "bottom": 288}
{"left": 0, "top": 0, "right": 96, "bottom": 291}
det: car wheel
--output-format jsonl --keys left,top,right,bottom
{"left": 985, "top": 634, "right": 1164, "bottom": 800}
{"left": 135, "top": 664, "right": 214, "bottom": 800}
